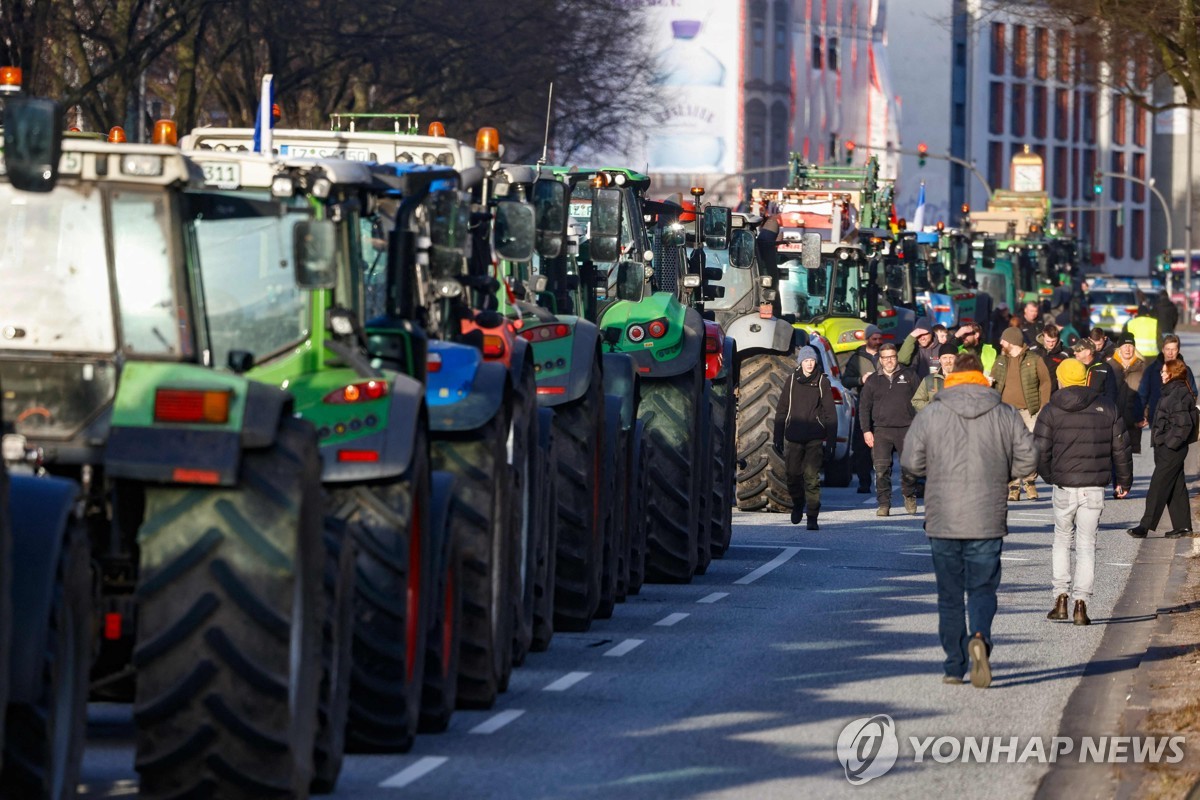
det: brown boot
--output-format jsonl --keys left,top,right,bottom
{"left": 1047, "top": 593, "right": 1069, "bottom": 621}
{"left": 1008, "top": 485, "right": 1020, "bottom": 502}
{"left": 1023, "top": 482, "right": 1039, "bottom": 501}
{"left": 1073, "top": 600, "right": 1091, "bottom": 626}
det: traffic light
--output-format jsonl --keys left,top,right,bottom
{"left": 844, "top": 140, "right": 855, "bottom": 164}
{"left": 1093, "top": 170, "right": 1103, "bottom": 196}
{"left": 917, "top": 141, "right": 928, "bottom": 167}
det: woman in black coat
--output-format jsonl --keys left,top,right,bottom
{"left": 1129, "top": 359, "right": 1199, "bottom": 538}
{"left": 774, "top": 345, "right": 837, "bottom": 530}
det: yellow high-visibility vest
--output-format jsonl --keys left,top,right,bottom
{"left": 1127, "top": 315, "right": 1158, "bottom": 358}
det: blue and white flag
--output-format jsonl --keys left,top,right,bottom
{"left": 911, "top": 181, "right": 926, "bottom": 232}
{"left": 252, "top": 73, "right": 275, "bottom": 154}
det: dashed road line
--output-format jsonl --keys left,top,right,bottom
{"left": 734, "top": 547, "right": 801, "bottom": 585}
{"left": 469, "top": 709, "right": 526, "bottom": 734}
{"left": 793, "top": 546, "right": 830, "bottom": 551}
{"left": 543, "top": 671, "right": 591, "bottom": 692}
{"left": 655, "top": 612, "right": 690, "bottom": 627}
{"left": 379, "top": 756, "right": 448, "bottom": 788}
{"left": 697, "top": 591, "right": 729, "bottom": 604}
{"left": 604, "top": 638, "right": 645, "bottom": 657}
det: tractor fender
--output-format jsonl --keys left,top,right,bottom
{"left": 534, "top": 320, "right": 601, "bottom": 407}
{"left": 106, "top": 378, "right": 292, "bottom": 486}
{"left": 630, "top": 306, "right": 705, "bottom": 379}
{"left": 427, "top": 358, "right": 510, "bottom": 434}
{"left": 509, "top": 337, "right": 533, "bottom": 391}
{"left": 601, "top": 352, "right": 639, "bottom": 431}
{"left": 321, "top": 372, "right": 426, "bottom": 482}
{"left": 715, "top": 336, "right": 738, "bottom": 384}
{"left": 725, "top": 314, "right": 795, "bottom": 357}
{"left": 7, "top": 474, "right": 77, "bottom": 703}
{"left": 428, "top": 470, "right": 457, "bottom": 577}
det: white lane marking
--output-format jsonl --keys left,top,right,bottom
{"left": 734, "top": 547, "right": 802, "bottom": 585}
{"left": 793, "top": 546, "right": 830, "bottom": 551}
{"left": 604, "top": 639, "right": 645, "bottom": 657}
{"left": 862, "top": 498, "right": 878, "bottom": 506}
{"left": 728, "top": 544, "right": 793, "bottom": 549}
{"left": 655, "top": 612, "right": 690, "bottom": 627}
{"left": 469, "top": 709, "right": 526, "bottom": 734}
{"left": 999, "top": 556, "right": 1031, "bottom": 561}
{"left": 698, "top": 592, "right": 730, "bottom": 604}
{"left": 543, "top": 671, "right": 591, "bottom": 692}
{"left": 379, "top": 756, "right": 449, "bottom": 788}
{"left": 898, "top": 552, "right": 930, "bottom": 557}
{"left": 1105, "top": 562, "right": 1133, "bottom": 567}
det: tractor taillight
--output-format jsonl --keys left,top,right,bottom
{"left": 154, "top": 389, "right": 231, "bottom": 424}
{"left": 520, "top": 323, "right": 571, "bottom": 342}
{"left": 705, "top": 336, "right": 720, "bottom": 354}
{"left": 482, "top": 334, "right": 506, "bottom": 358}
{"left": 324, "top": 381, "right": 388, "bottom": 404}
{"left": 337, "top": 450, "right": 380, "bottom": 463}
{"left": 647, "top": 318, "right": 668, "bottom": 338}
{"left": 427, "top": 353, "right": 442, "bottom": 373}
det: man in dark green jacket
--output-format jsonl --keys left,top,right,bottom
{"left": 992, "top": 327, "right": 1052, "bottom": 501}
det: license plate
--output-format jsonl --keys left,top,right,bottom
{"left": 778, "top": 242, "right": 804, "bottom": 252}
{"left": 281, "top": 145, "right": 370, "bottom": 161}
{"left": 569, "top": 202, "right": 592, "bottom": 219}
{"left": 201, "top": 161, "right": 240, "bottom": 189}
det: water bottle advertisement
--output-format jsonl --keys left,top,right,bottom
{"left": 634, "top": 0, "right": 743, "bottom": 176}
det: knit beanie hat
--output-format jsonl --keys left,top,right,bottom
{"left": 1056, "top": 358, "right": 1087, "bottom": 388}
{"left": 864, "top": 324, "right": 883, "bottom": 339}
{"left": 1000, "top": 327, "right": 1025, "bottom": 347}
{"left": 796, "top": 346, "right": 818, "bottom": 364}
{"left": 938, "top": 342, "right": 959, "bottom": 358}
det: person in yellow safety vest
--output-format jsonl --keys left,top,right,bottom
{"left": 954, "top": 322, "right": 998, "bottom": 376}
{"left": 1125, "top": 314, "right": 1159, "bottom": 359}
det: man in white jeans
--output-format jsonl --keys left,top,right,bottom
{"left": 1032, "top": 359, "right": 1133, "bottom": 625}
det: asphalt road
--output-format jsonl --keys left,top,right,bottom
{"left": 77, "top": 337, "right": 1195, "bottom": 799}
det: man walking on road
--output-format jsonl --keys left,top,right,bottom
{"left": 844, "top": 324, "right": 883, "bottom": 494}
{"left": 1111, "top": 333, "right": 1146, "bottom": 455}
{"left": 1019, "top": 301, "right": 1043, "bottom": 347}
{"left": 911, "top": 343, "right": 957, "bottom": 412}
{"left": 1073, "top": 339, "right": 1120, "bottom": 405}
{"left": 1033, "top": 359, "right": 1132, "bottom": 627}
{"left": 773, "top": 346, "right": 837, "bottom": 530}
{"left": 903, "top": 353, "right": 1038, "bottom": 688}
{"left": 992, "top": 327, "right": 1052, "bottom": 501}
{"left": 859, "top": 342, "right": 920, "bottom": 516}
{"left": 1031, "top": 323, "right": 1071, "bottom": 393}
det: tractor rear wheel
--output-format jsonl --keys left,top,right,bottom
{"left": 431, "top": 411, "right": 515, "bottom": 709}
{"left": 639, "top": 365, "right": 703, "bottom": 583}
{"left": 132, "top": 416, "right": 324, "bottom": 798}
{"left": 710, "top": 371, "right": 736, "bottom": 556}
{"left": 531, "top": 409, "right": 557, "bottom": 651}
{"left": 735, "top": 353, "right": 794, "bottom": 512}
{"left": 509, "top": 362, "right": 541, "bottom": 667}
{"left": 625, "top": 422, "right": 648, "bottom": 596}
{"left": 311, "top": 523, "right": 356, "bottom": 793}
{"left": 419, "top": 529, "right": 462, "bottom": 733}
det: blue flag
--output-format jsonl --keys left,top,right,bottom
{"left": 912, "top": 181, "right": 927, "bottom": 231}
{"left": 252, "top": 74, "right": 275, "bottom": 154}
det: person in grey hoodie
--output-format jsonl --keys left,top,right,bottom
{"left": 901, "top": 353, "right": 1039, "bottom": 688}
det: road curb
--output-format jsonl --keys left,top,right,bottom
{"left": 1034, "top": 535, "right": 1179, "bottom": 800}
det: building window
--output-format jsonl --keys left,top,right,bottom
{"left": 1134, "top": 107, "right": 1146, "bottom": 147}
{"left": 827, "top": 37, "right": 839, "bottom": 72}
{"left": 1032, "top": 85, "right": 1047, "bottom": 139}
{"left": 1055, "top": 89, "right": 1069, "bottom": 140}
{"left": 812, "top": 34, "right": 823, "bottom": 70}
{"left": 774, "top": 6, "right": 790, "bottom": 83}
{"left": 1081, "top": 149, "right": 1096, "bottom": 198}
{"left": 1011, "top": 84, "right": 1026, "bottom": 137}
{"left": 1056, "top": 30, "right": 1071, "bottom": 82}
{"left": 1133, "top": 152, "right": 1146, "bottom": 202}
{"left": 1132, "top": 208, "right": 1145, "bottom": 260}
{"left": 990, "top": 82, "right": 1005, "bottom": 135}
{"left": 1112, "top": 93, "right": 1126, "bottom": 145}
{"left": 955, "top": 42, "right": 966, "bottom": 67}
{"left": 1072, "top": 147, "right": 1081, "bottom": 200}
{"left": 746, "top": 100, "right": 767, "bottom": 168}
{"left": 1111, "top": 151, "right": 1125, "bottom": 202}
{"left": 1082, "top": 93, "right": 1096, "bottom": 143}
{"left": 1034, "top": 28, "right": 1049, "bottom": 80}
{"left": 1012, "top": 25, "right": 1027, "bottom": 77}
{"left": 770, "top": 102, "right": 788, "bottom": 182}
{"left": 752, "top": 19, "right": 766, "bottom": 79}
{"left": 1110, "top": 210, "right": 1124, "bottom": 259}
{"left": 989, "top": 141, "right": 1005, "bottom": 192}
{"left": 1054, "top": 146, "right": 1068, "bottom": 199}
{"left": 991, "top": 23, "right": 1005, "bottom": 75}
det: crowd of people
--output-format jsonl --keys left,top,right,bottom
{"left": 771, "top": 296, "right": 1199, "bottom": 689}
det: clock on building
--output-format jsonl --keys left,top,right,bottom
{"left": 1010, "top": 145, "right": 1044, "bottom": 193}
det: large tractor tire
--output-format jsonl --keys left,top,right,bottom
{"left": 509, "top": 362, "right": 541, "bottom": 668}
{"left": 625, "top": 422, "right": 648, "bottom": 596}
{"left": 531, "top": 409, "right": 557, "bottom": 652}
{"left": 311, "top": 524, "right": 357, "bottom": 793}
{"left": 431, "top": 410, "right": 515, "bottom": 709}
{"left": 132, "top": 417, "right": 324, "bottom": 799}
{"left": 735, "top": 353, "right": 794, "bottom": 512}
{"left": 596, "top": 397, "right": 625, "bottom": 620}
{"left": 639, "top": 364, "right": 703, "bottom": 583}
{"left": 335, "top": 431, "right": 432, "bottom": 754}
{"left": 551, "top": 361, "right": 605, "bottom": 631}
{"left": 710, "top": 371, "right": 736, "bottom": 557}
{"left": 419, "top": 508, "right": 462, "bottom": 734}
{"left": 1, "top": 520, "right": 89, "bottom": 800}
{"left": 694, "top": 381, "right": 714, "bottom": 577}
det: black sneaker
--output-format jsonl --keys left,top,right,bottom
{"left": 857, "top": 485, "right": 872, "bottom": 494}
{"left": 1127, "top": 526, "right": 1148, "bottom": 539}
{"left": 790, "top": 507, "right": 803, "bottom": 525}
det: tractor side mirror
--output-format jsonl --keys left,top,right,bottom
{"left": 729, "top": 228, "right": 755, "bottom": 268}
{"left": 703, "top": 205, "right": 732, "bottom": 249}
{"left": 293, "top": 219, "right": 338, "bottom": 289}
{"left": 3, "top": 97, "right": 63, "bottom": 193}
{"left": 494, "top": 200, "right": 534, "bottom": 262}
{"left": 801, "top": 233, "right": 822, "bottom": 270}
{"left": 901, "top": 236, "right": 918, "bottom": 263}
{"left": 590, "top": 187, "right": 623, "bottom": 263}
{"left": 703, "top": 266, "right": 723, "bottom": 283}
{"left": 533, "top": 178, "right": 568, "bottom": 258}
{"left": 616, "top": 259, "right": 645, "bottom": 301}
{"left": 660, "top": 223, "right": 686, "bottom": 248}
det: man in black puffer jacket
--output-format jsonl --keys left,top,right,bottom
{"left": 1033, "top": 359, "right": 1133, "bottom": 627}
{"left": 859, "top": 342, "right": 920, "bottom": 516}
{"left": 774, "top": 345, "right": 837, "bottom": 529}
